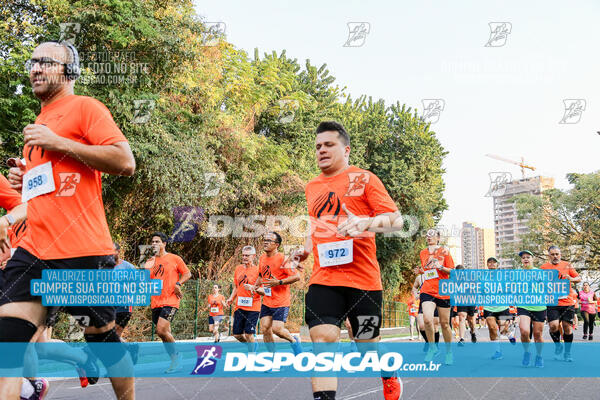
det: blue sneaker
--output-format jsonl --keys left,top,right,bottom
{"left": 291, "top": 336, "right": 303, "bottom": 355}
{"left": 491, "top": 351, "right": 503, "bottom": 360}
{"left": 424, "top": 346, "right": 439, "bottom": 362}
{"left": 509, "top": 337, "right": 516, "bottom": 345}
{"left": 522, "top": 351, "right": 531, "bottom": 367}
{"left": 564, "top": 352, "right": 573, "bottom": 362}
{"left": 535, "top": 355, "right": 544, "bottom": 368}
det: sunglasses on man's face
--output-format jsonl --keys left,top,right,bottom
{"left": 25, "top": 57, "right": 66, "bottom": 72}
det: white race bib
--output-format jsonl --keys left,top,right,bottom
{"left": 317, "top": 239, "right": 353, "bottom": 267}
{"left": 424, "top": 269, "right": 439, "bottom": 280}
{"left": 22, "top": 161, "right": 55, "bottom": 202}
{"left": 263, "top": 287, "right": 272, "bottom": 297}
{"left": 210, "top": 307, "right": 219, "bottom": 313}
{"left": 237, "top": 296, "right": 253, "bottom": 307}
{"left": 558, "top": 294, "right": 569, "bottom": 300}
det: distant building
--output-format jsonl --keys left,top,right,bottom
{"left": 461, "top": 222, "right": 495, "bottom": 268}
{"left": 492, "top": 176, "right": 555, "bottom": 267}
{"left": 445, "top": 236, "right": 462, "bottom": 266}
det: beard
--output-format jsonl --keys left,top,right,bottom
{"left": 32, "top": 75, "right": 65, "bottom": 101}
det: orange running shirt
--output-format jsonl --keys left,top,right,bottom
{"left": 233, "top": 264, "right": 261, "bottom": 312}
{"left": 0, "top": 174, "right": 22, "bottom": 212}
{"left": 259, "top": 252, "right": 293, "bottom": 308}
{"left": 305, "top": 166, "right": 398, "bottom": 291}
{"left": 146, "top": 253, "right": 190, "bottom": 309}
{"left": 19, "top": 95, "right": 127, "bottom": 260}
{"left": 419, "top": 246, "right": 455, "bottom": 299}
{"left": 207, "top": 294, "right": 226, "bottom": 316}
{"left": 540, "top": 261, "right": 579, "bottom": 306}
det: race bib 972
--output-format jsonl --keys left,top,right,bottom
{"left": 317, "top": 239, "right": 353, "bottom": 267}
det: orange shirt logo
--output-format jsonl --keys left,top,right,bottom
{"left": 345, "top": 172, "right": 370, "bottom": 197}
{"left": 56, "top": 173, "right": 81, "bottom": 197}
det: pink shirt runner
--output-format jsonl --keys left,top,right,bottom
{"left": 579, "top": 290, "right": 597, "bottom": 314}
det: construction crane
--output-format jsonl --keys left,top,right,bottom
{"left": 485, "top": 154, "right": 536, "bottom": 180}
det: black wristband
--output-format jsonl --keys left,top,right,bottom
{"left": 279, "top": 279, "right": 284, "bottom": 286}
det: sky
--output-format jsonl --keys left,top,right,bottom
{"left": 195, "top": 0, "right": 599, "bottom": 235}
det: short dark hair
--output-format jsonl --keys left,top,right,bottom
{"left": 151, "top": 232, "right": 168, "bottom": 243}
{"left": 548, "top": 245, "right": 560, "bottom": 252}
{"left": 268, "top": 231, "right": 282, "bottom": 245}
{"left": 316, "top": 121, "right": 350, "bottom": 146}
{"left": 113, "top": 242, "right": 121, "bottom": 251}
{"left": 455, "top": 264, "right": 464, "bottom": 270}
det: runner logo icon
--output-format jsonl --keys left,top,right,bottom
{"left": 191, "top": 345, "right": 222, "bottom": 375}
{"left": 354, "top": 315, "right": 380, "bottom": 339}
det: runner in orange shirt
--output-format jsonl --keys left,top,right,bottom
{"left": 253, "top": 232, "right": 302, "bottom": 354}
{"left": 418, "top": 229, "right": 455, "bottom": 365}
{"left": 145, "top": 232, "right": 192, "bottom": 373}
{"left": 207, "top": 284, "right": 227, "bottom": 342}
{"left": 0, "top": 41, "right": 136, "bottom": 400}
{"left": 226, "top": 246, "right": 262, "bottom": 352}
{"left": 406, "top": 294, "right": 419, "bottom": 340}
{"left": 294, "top": 121, "right": 404, "bottom": 400}
{"left": 541, "top": 245, "right": 580, "bottom": 362}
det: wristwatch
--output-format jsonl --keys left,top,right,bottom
{"left": 279, "top": 279, "right": 283, "bottom": 286}
{"left": 3, "top": 214, "right": 15, "bottom": 226}
{"left": 175, "top": 281, "right": 181, "bottom": 286}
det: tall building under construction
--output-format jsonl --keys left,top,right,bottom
{"left": 492, "top": 176, "right": 555, "bottom": 267}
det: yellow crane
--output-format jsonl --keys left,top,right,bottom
{"left": 485, "top": 154, "right": 536, "bottom": 180}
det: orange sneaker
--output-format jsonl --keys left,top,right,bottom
{"left": 382, "top": 376, "right": 403, "bottom": 400}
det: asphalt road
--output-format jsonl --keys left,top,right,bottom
{"left": 41, "top": 326, "right": 600, "bottom": 400}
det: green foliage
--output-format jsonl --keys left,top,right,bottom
{"left": 1, "top": 0, "right": 449, "bottom": 299}
{"left": 508, "top": 171, "right": 600, "bottom": 268}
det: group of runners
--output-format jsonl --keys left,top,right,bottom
{"left": 409, "top": 239, "right": 594, "bottom": 369}
{"left": 0, "top": 40, "right": 406, "bottom": 400}
{"left": 4, "top": 38, "right": 597, "bottom": 400}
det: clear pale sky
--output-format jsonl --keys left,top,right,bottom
{"left": 196, "top": 0, "right": 599, "bottom": 234}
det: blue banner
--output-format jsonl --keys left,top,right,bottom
{"left": 30, "top": 269, "right": 162, "bottom": 306}
{"left": 0, "top": 342, "right": 597, "bottom": 378}
{"left": 439, "top": 269, "right": 570, "bottom": 306}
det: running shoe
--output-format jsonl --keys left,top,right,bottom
{"left": 75, "top": 366, "right": 89, "bottom": 388}
{"left": 509, "top": 337, "right": 516, "bottom": 345}
{"left": 563, "top": 352, "right": 573, "bottom": 362}
{"left": 471, "top": 332, "right": 477, "bottom": 343}
{"left": 554, "top": 343, "right": 564, "bottom": 360}
{"left": 522, "top": 351, "right": 531, "bottom": 367}
{"left": 444, "top": 352, "right": 453, "bottom": 366}
{"left": 457, "top": 338, "right": 465, "bottom": 347}
{"left": 589, "top": 334, "right": 593, "bottom": 341}
{"left": 164, "top": 353, "right": 183, "bottom": 374}
{"left": 534, "top": 355, "right": 544, "bottom": 368}
{"left": 491, "top": 351, "right": 503, "bottom": 360}
{"left": 382, "top": 376, "right": 403, "bottom": 400}
{"left": 30, "top": 378, "right": 49, "bottom": 400}
{"left": 583, "top": 335, "right": 588, "bottom": 340}
{"left": 422, "top": 342, "right": 429, "bottom": 353}
{"left": 424, "top": 346, "right": 439, "bottom": 362}
{"left": 291, "top": 336, "right": 303, "bottom": 355}
{"left": 83, "top": 346, "right": 100, "bottom": 385}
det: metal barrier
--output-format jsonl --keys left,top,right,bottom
{"left": 59, "top": 281, "right": 410, "bottom": 342}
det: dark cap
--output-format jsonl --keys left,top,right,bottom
{"left": 487, "top": 257, "right": 498, "bottom": 263}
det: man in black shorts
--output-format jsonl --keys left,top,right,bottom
{"left": 295, "top": 122, "right": 404, "bottom": 400}
{"left": 144, "top": 232, "right": 191, "bottom": 373}
{"left": 0, "top": 41, "right": 136, "bottom": 399}
{"left": 541, "top": 246, "right": 580, "bottom": 362}
{"left": 454, "top": 265, "right": 477, "bottom": 345}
